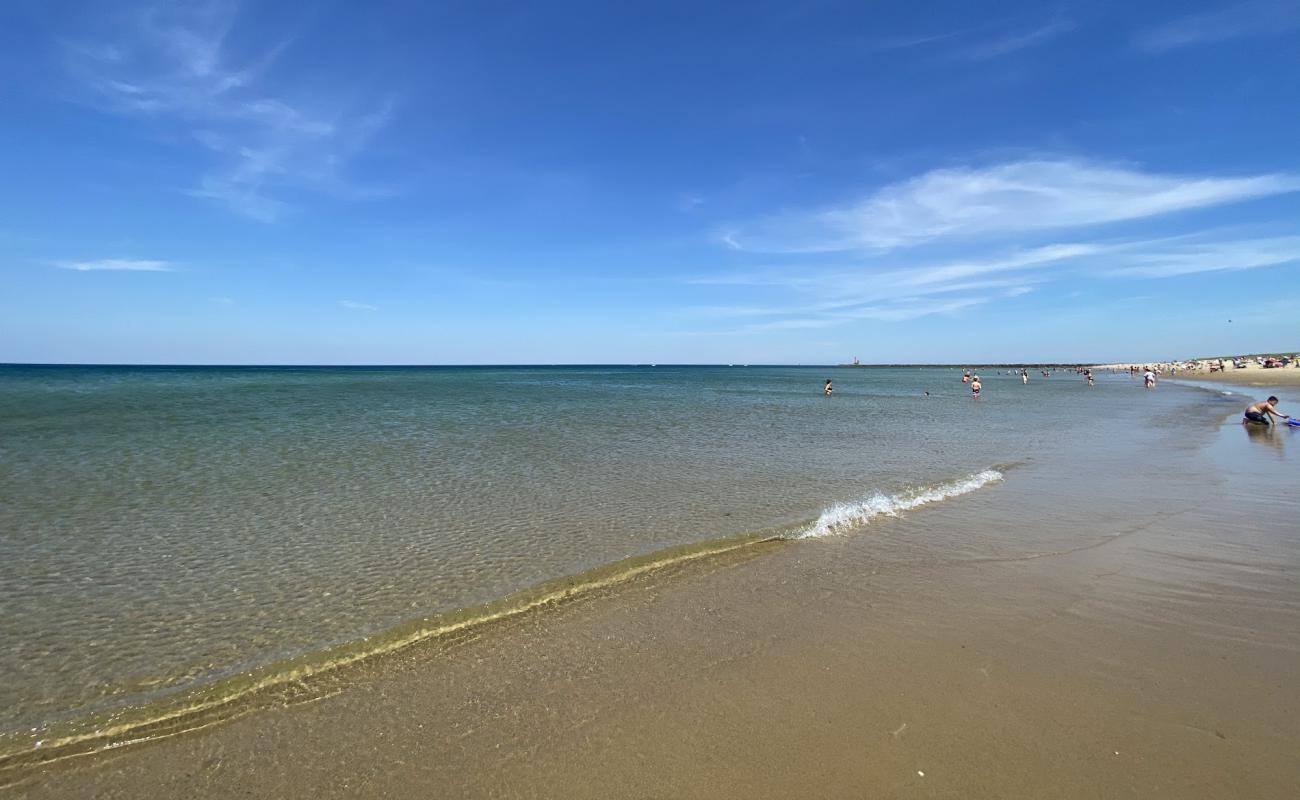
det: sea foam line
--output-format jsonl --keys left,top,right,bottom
{"left": 798, "top": 469, "right": 1003, "bottom": 539}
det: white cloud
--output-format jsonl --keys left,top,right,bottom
{"left": 859, "top": 27, "right": 979, "bottom": 54}
{"left": 689, "top": 243, "right": 1104, "bottom": 299}
{"left": 840, "top": 296, "right": 992, "bottom": 322}
{"left": 678, "top": 244, "right": 1088, "bottom": 331}
{"left": 55, "top": 259, "right": 174, "bottom": 272}
{"left": 721, "top": 160, "right": 1300, "bottom": 253}
{"left": 678, "top": 194, "right": 705, "bottom": 211}
{"left": 722, "top": 296, "right": 993, "bottom": 334}
{"left": 958, "top": 18, "right": 1077, "bottom": 61}
{"left": 890, "top": 243, "right": 1106, "bottom": 288}
{"left": 1105, "top": 236, "right": 1300, "bottom": 278}
{"left": 64, "top": 1, "right": 393, "bottom": 221}
{"left": 682, "top": 231, "right": 1300, "bottom": 333}
{"left": 340, "top": 300, "right": 378, "bottom": 311}
{"left": 1135, "top": 1, "right": 1300, "bottom": 52}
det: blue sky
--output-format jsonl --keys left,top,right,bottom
{"left": 2, "top": 0, "right": 1298, "bottom": 364}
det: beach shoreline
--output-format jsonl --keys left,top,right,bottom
{"left": 9, "top": 381, "right": 1299, "bottom": 799}
{"left": 1091, "top": 361, "right": 1300, "bottom": 388}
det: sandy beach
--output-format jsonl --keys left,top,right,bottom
{"left": 6, "top": 0, "right": 1299, "bottom": 795}
{"left": 6, "top": 383, "right": 1298, "bottom": 800}
{"left": 1092, "top": 360, "right": 1300, "bottom": 389}
{"left": 1173, "top": 368, "right": 1300, "bottom": 389}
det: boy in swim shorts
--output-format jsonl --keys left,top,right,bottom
{"left": 1244, "top": 396, "right": 1289, "bottom": 425}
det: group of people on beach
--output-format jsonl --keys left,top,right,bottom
{"left": 1114, "top": 356, "right": 1298, "bottom": 376}
{"left": 823, "top": 372, "right": 1292, "bottom": 428}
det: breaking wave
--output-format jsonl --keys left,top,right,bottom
{"left": 799, "top": 470, "right": 1004, "bottom": 539}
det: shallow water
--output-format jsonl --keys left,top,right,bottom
{"left": 6, "top": 368, "right": 1296, "bottom": 798}
{"left": 0, "top": 365, "right": 1258, "bottom": 755}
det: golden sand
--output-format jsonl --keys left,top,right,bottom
{"left": 1092, "top": 360, "right": 1300, "bottom": 388}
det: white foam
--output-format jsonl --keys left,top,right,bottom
{"left": 798, "top": 470, "right": 1003, "bottom": 539}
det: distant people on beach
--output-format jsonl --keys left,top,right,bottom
{"left": 971, "top": 376, "right": 981, "bottom": 398}
{"left": 824, "top": 379, "right": 833, "bottom": 396}
{"left": 1244, "top": 396, "right": 1289, "bottom": 426}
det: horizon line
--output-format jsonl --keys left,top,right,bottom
{"left": 0, "top": 360, "right": 1212, "bottom": 369}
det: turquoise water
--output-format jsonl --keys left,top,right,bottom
{"left": 0, "top": 365, "right": 1227, "bottom": 748}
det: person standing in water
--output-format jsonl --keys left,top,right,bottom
{"left": 1143, "top": 368, "right": 1156, "bottom": 389}
{"left": 1021, "top": 368, "right": 1028, "bottom": 384}
{"left": 1244, "top": 396, "right": 1289, "bottom": 425}
{"left": 971, "top": 376, "right": 982, "bottom": 398}
{"left": 1086, "top": 369, "right": 1095, "bottom": 387}
{"left": 824, "top": 379, "right": 833, "bottom": 396}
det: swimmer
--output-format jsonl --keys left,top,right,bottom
{"left": 971, "top": 376, "right": 981, "bottom": 398}
{"left": 1243, "top": 396, "right": 1289, "bottom": 426}
{"left": 824, "top": 379, "right": 833, "bottom": 396}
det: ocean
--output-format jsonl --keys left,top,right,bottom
{"left": 0, "top": 364, "right": 1281, "bottom": 772}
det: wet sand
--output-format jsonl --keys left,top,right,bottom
{"left": 6, "top": 409, "right": 1299, "bottom": 799}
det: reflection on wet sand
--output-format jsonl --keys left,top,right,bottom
{"left": 1243, "top": 421, "right": 1291, "bottom": 455}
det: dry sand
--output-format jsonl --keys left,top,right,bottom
{"left": 1092, "top": 361, "right": 1300, "bottom": 388}
{"left": 1174, "top": 368, "right": 1300, "bottom": 389}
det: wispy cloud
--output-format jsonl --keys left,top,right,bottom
{"left": 720, "top": 160, "right": 1300, "bottom": 253}
{"left": 678, "top": 193, "right": 706, "bottom": 212}
{"left": 958, "top": 18, "right": 1077, "bottom": 61}
{"left": 1135, "top": 1, "right": 1300, "bottom": 52}
{"left": 701, "top": 296, "right": 994, "bottom": 335}
{"left": 685, "top": 231, "right": 1300, "bottom": 334}
{"left": 1104, "top": 236, "right": 1300, "bottom": 278}
{"left": 855, "top": 25, "right": 983, "bottom": 54}
{"left": 55, "top": 258, "right": 174, "bottom": 272}
{"left": 340, "top": 300, "right": 378, "bottom": 311}
{"left": 854, "top": 15, "right": 1073, "bottom": 60}
{"left": 63, "top": 1, "right": 394, "bottom": 221}
{"left": 679, "top": 244, "right": 1086, "bottom": 332}
{"left": 690, "top": 243, "right": 1099, "bottom": 295}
